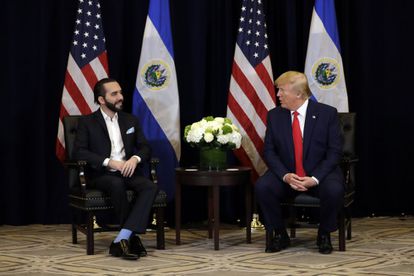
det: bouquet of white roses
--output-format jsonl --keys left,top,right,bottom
{"left": 184, "top": 116, "right": 242, "bottom": 150}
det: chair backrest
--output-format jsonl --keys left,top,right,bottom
{"left": 63, "top": 115, "right": 83, "bottom": 189}
{"left": 338, "top": 113, "right": 356, "bottom": 159}
{"left": 338, "top": 112, "right": 356, "bottom": 190}
{"left": 63, "top": 115, "right": 83, "bottom": 161}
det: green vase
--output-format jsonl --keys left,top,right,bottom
{"left": 199, "top": 147, "right": 227, "bottom": 171}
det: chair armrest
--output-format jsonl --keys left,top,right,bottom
{"left": 340, "top": 156, "right": 358, "bottom": 191}
{"left": 77, "top": 161, "right": 87, "bottom": 194}
{"left": 342, "top": 156, "right": 359, "bottom": 164}
{"left": 65, "top": 160, "right": 87, "bottom": 195}
{"left": 63, "top": 160, "right": 79, "bottom": 168}
{"left": 150, "top": 158, "right": 159, "bottom": 185}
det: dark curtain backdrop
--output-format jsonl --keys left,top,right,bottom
{"left": 2, "top": 0, "right": 414, "bottom": 225}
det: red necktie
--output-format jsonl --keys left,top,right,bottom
{"left": 292, "top": 111, "right": 305, "bottom": 177}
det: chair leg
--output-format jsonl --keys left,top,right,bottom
{"left": 338, "top": 210, "right": 346, "bottom": 251}
{"left": 71, "top": 210, "right": 78, "bottom": 244}
{"left": 346, "top": 207, "right": 352, "bottom": 240}
{"left": 289, "top": 206, "right": 296, "bottom": 238}
{"left": 72, "top": 223, "right": 78, "bottom": 244}
{"left": 86, "top": 212, "right": 95, "bottom": 255}
{"left": 347, "top": 218, "right": 352, "bottom": 240}
{"left": 266, "top": 229, "right": 274, "bottom": 249}
{"left": 156, "top": 207, "right": 165, "bottom": 249}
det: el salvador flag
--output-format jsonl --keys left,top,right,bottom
{"left": 133, "top": 0, "right": 180, "bottom": 200}
{"left": 305, "top": 0, "right": 349, "bottom": 112}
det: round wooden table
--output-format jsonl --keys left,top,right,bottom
{"left": 175, "top": 167, "right": 252, "bottom": 250}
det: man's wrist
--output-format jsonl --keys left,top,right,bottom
{"left": 311, "top": 176, "right": 319, "bottom": 185}
{"left": 131, "top": 155, "right": 141, "bottom": 164}
{"left": 103, "top": 158, "right": 110, "bottom": 167}
{"left": 283, "top": 173, "right": 289, "bottom": 182}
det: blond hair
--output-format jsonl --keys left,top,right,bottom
{"left": 275, "top": 71, "right": 311, "bottom": 98}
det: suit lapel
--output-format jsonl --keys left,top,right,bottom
{"left": 303, "top": 101, "right": 319, "bottom": 159}
{"left": 117, "top": 112, "right": 128, "bottom": 148}
{"left": 93, "top": 110, "right": 110, "bottom": 140}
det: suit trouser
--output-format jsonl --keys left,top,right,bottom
{"left": 255, "top": 170, "right": 344, "bottom": 233}
{"left": 91, "top": 172, "right": 158, "bottom": 233}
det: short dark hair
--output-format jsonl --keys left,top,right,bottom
{"left": 93, "top": 77, "right": 118, "bottom": 104}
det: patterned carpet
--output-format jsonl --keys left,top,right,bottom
{"left": 0, "top": 217, "right": 413, "bottom": 275}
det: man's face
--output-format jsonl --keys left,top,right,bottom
{"left": 101, "top": 81, "right": 123, "bottom": 112}
{"left": 276, "top": 83, "right": 300, "bottom": 111}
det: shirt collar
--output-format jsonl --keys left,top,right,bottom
{"left": 100, "top": 107, "right": 118, "bottom": 122}
{"left": 292, "top": 99, "right": 309, "bottom": 117}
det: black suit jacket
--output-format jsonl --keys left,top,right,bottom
{"left": 263, "top": 100, "right": 343, "bottom": 183}
{"left": 74, "top": 110, "right": 151, "bottom": 178}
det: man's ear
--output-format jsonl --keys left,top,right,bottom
{"left": 98, "top": 95, "right": 105, "bottom": 105}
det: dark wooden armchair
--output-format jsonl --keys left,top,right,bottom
{"left": 63, "top": 115, "right": 167, "bottom": 255}
{"left": 278, "top": 112, "right": 357, "bottom": 251}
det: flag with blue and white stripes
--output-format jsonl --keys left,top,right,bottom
{"left": 305, "top": 0, "right": 349, "bottom": 112}
{"left": 132, "top": 0, "right": 180, "bottom": 200}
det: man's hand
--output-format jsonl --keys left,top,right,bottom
{"left": 108, "top": 159, "right": 125, "bottom": 171}
{"left": 284, "top": 173, "right": 317, "bottom": 191}
{"left": 120, "top": 157, "right": 139, "bottom": 177}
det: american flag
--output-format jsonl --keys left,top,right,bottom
{"left": 226, "top": 0, "right": 276, "bottom": 180}
{"left": 56, "top": 0, "right": 109, "bottom": 162}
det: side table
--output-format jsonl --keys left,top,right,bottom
{"left": 175, "top": 167, "right": 252, "bottom": 250}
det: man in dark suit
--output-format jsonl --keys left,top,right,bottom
{"left": 255, "top": 71, "right": 344, "bottom": 254}
{"left": 75, "top": 78, "right": 158, "bottom": 260}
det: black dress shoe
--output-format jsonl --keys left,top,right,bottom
{"left": 266, "top": 234, "right": 291, "bottom": 253}
{"left": 317, "top": 233, "right": 333, "bottom": 254}
{"left": 109, "top": 239, "right": 139, "bottom": 260}
{"left": 130, "top": 235, "right": 147, "bottom": 257}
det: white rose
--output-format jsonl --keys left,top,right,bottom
{"left": 207, "top": 120, "right": 221, "bottom": 132}
{"left": 199, "top": 119, "right": 208, "bottom": 128}
{"left": 217, "top": 134, "right": 229, "bottom": 145}
{"left": 230, "top": 132, "right": 242, "bottom": 148}
{"left": 187, "top": 128, "right": 204, "bottom": 143}
{"left": 190, "top": 122, "right": 200, "bottom": 130}
{"left": 204, "top": 132, "right": 214, "bottom": 143}
{"left": 214, "top": 117, "right": 225, "bottom": 124}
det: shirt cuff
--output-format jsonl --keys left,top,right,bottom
{"left": 103, "top": 158, "right": 110, "bottom": 167}
{"left": 311, "top": 176, "right": 319, "bottom": 185}
{"left": 132, "top": 155, "right": 141, "bottom": 164}
{"left": 283, "top": 173, "right": 288, "bottom": 182}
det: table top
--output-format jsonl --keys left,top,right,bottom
{"left": 176, "top": 166, "right": 251, "bottom": 173}
{"left": 175, "top": 167, "right": 252, "bottom": 187}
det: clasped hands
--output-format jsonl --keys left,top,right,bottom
{"left": 108, "top": 158, "right": 139, "bottom": 177}
{"left": 284, "top": 173, "right": 317, "bottom": 191}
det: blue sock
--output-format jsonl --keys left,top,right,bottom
{"left": 114, "top": 228, "right": 132, "bottom": 243}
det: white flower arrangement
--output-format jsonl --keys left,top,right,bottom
{"left": 184, "top": 116, "right": 242, "bottom": 150}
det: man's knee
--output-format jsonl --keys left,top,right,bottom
{"left": 320, "top": 181, "right": 344, "bottom": 204}
{"left": 255, "top": 176, "right": 269, "bottom": 198}
{"left": 95, "top": 176, "right": 125, "bottom": 193}
{"left": 255, "top": 172, "right": 281, "bottom": 199}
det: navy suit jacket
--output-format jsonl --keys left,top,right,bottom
{"left": 74, "top": 110, "right": 151, "bottom": 179}
{"left": 263, "top": 100, "right": 343, "bottom": 184}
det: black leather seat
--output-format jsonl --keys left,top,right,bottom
{"left": 63, "top": 115, "right": 167, "bottom": 255}
{"left": 278, "top": 112, "right": 357, "bottom": 251}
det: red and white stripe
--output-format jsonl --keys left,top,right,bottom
{"left": 227, "top": 45, "right": 276, "bottom": 180}
{"left": 55, "top": 52, "right": 108, "bottom": 162}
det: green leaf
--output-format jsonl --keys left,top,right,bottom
{"left": 222, "top": 125, "right": 232, "bottom": 135}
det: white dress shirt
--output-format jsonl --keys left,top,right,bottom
{"left": 100, "top": 109, "right": 125, "bottom": 170}
{"left": 290, "top": 99, "right": 308, "bottom": 137}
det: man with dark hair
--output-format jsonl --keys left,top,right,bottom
{"left": 255, "top": 71, "right": 344, "bottom": 254}
{"left": 75, "top": 78, "right": 158, "bottom": 260}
